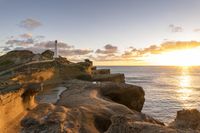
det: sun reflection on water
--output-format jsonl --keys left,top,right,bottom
{"left": 176, "top": 67, "right": 193, "bottom": 109}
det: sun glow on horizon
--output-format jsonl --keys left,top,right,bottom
{"left": 145, "top": 47, "right": 200, "bottom": 66}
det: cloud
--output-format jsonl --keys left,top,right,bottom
{"left": 122, "top": 41, "right": 200, "bottom": 58}
{"left": 94, "top": 41, "right": 200, "bottom": 62}
{"left": 5, "top": 33, "right": 45, "bottom": 47}
{"left": 6, "top": 38, "right": 34, "bottom": 46}
{"left": 35, "top": 35, "right": 45, "bottom": 39}
{"left": 169, "top": 24, "right": 183, "bottom": 32}
{"left": 14, "top": 47, "right": 93, "bottom": 57}
{"left": 19, "top": 18, "right": 42, "bottom": 30}
{"left": 19, "top": 33, "right": 33, "bottom": 39}
{"left": 96, "top": 44, "right": 118, "bottom": 54}
{"left": 4, "top": 38, "right": 200, "bottom": 63}
{"left": 34, "top": 41, "right": 73, "bottom": 49}
{"left": 11, "top": 40, "right": 93, "bottom": 58}
{"left": 122, "top": 47, "right": 138, "bottom": 58}
{"left": 59, "top": 49, "right": 93, "bottom": 56}
{"left": 2, "top": 47, "right": 11, "bottom": 52}
{"left": 194, "top": 28, "right": 200, "bottom": 32}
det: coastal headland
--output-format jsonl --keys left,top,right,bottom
{"left": 1, "top": 50, "right": 200, "bottom": 133}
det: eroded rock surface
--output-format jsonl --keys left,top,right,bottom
{"left": 92, "top": 73, "right": 125, "bottom": 83}
{"left": 1, "top": 50, "right": 200, "bottom": 133}
{"left": 21, "top": 79, "right": 200, "bottom": 133}
{"left": 0, "top": 83, "right": 42, "bottom": 133}
{"left": 21, "top": 80, "right": 163, "bottom": 133}
{"left": 170, "top": 109, "right": 200, "bottom": 130}
{"left": 92, "top": 69, "right": 110, "bottom": 75}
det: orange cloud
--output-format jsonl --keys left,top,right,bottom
{"left": 123, "top": 41, "right": 200, "bottom": 58}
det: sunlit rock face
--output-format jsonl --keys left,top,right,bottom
{"left": 21, "top": 80, "right": 163, "bottom": 133}
{"left": 21, "top": 103, "right": 73, "bottom": 133}
{"left": 0, "top": 83, "right": 42, "bottom": 133}
{"left": 3, "top": 50, "right": 200, "bottom": 133}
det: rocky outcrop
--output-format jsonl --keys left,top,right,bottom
{"left": 92, "top": 69, "right": 110, "bottom": 75}
{"left": 106, "top": 111, "right": 200, "bottom": 133}
{"left": 20, "top": 80, "right": 200, "bottom": 133}
{"left": 55, "top": 56, "right": 71, "bottom": 64}
{"left": 21, "top": 80, "right": 163, "bottom": 133}
{"left": 169, "top": 109, "right": 200, "bottom": 130}
{"left": 92, "top": 73, "right": 125, "bottom": 83}
{"left": 21, "top": 103, "right": 71, "bottom": 133}
{"left": 0, "top": 83, "right": 42, "bottom": 133}
{"left": 105, "top": 115, "right": 176, "bottom": 133}
{"left": 0, "top": 50, "right": 34, "bottom": 71}
{"left": 2, "top": 50, "right": 200, "bottom": 133}
{"left": 99, "top": 82, "right": 145, "bottom": 112}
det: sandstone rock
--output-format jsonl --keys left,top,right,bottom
{"left": 105, "top": 115, "right": 176, "bottom": 133}
{"left": 21, "top": 103, "right": 71, "bottom": 133}
{"left": 99, "top": 82, "right": 145, "bottom": 112}
{"left": 0, "top": 83, "right": 42, "bottom": 133}
{"left": 91, "top": 66, "right": 97, "bottom": 70}
{"left": 21, "top": 80, "right": 163, "bottom": 133}
{"left": 92, "top": 73, "right": 125, "bottom": 83}
{"left": 170, "top": 109, "right": 200, "bottom": 130}
{"left": 22, "top": 83, "right": 43, "bottom": 109}
{"left": 92, "top": 69, "right": 110, "bottom": 75}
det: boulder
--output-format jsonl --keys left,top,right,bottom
{"left": 105, "top": 115, "right": 176, "bottom": 133}
{"left": 169, "top": 109, "right": 200, "bottom": 130}
{"left": 99, "top": 82, "right": 145, "bottom": 112}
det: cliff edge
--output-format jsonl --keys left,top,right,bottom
{"left": 0, "top": 50, "right": 200, "bottom": 133}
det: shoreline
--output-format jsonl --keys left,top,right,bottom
{"left": 1, "top": 50, "right": 200, "bottom": 132}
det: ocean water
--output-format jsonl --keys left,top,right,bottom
{"left": 98, "top": 66, "right": 200, "bottom": 123}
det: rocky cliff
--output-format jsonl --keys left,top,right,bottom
{"left": 0, "top": 83, "right": 42, "bottom": 133}
{"left": 1, "top": 50, "right": 200, "bottom": 133}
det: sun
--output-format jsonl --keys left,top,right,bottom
{"left": 145, "top": 47, "right": 200, "bottom": 66}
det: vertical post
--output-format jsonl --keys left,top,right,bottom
{"left": 54, "top": 40, "right": 58, "bottom": 58}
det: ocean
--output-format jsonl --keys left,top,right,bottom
{"left": 98, "top": 66, "right": 200, "bottom": 123}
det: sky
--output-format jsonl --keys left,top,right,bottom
{"left": 1, "top": 0, "right": 200, "bottom": 66}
